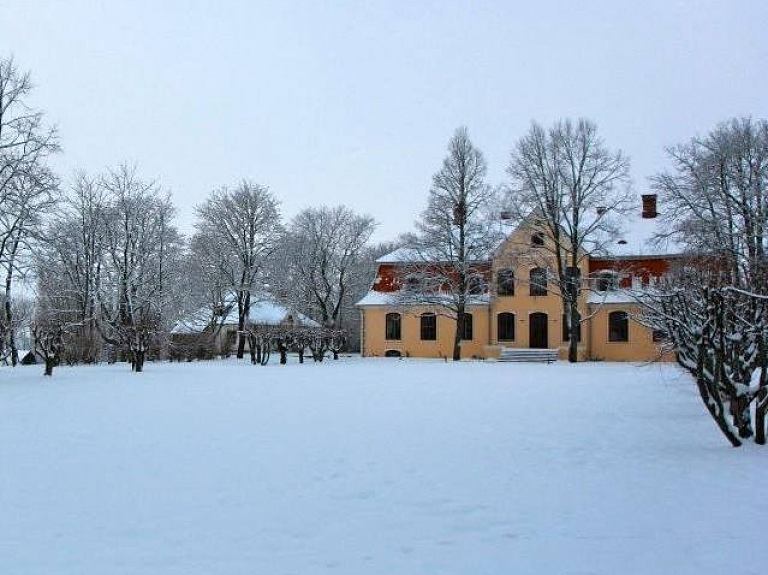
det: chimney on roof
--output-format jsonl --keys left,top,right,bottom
{"left": 641, "top": 194, "right": 658, "bottom": 219}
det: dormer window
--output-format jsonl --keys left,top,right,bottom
{"left": 531, "top": 232, "right": 545, "bottom": 247}
{"left": 596, "top": 270, "right": 619, "bottom": 292}
{"left": 467, "top": 275, "right": 486, "bottom": 295}
{"left": 404, "top": 274, "right": 421, "bottom": 291}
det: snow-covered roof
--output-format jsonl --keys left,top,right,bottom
{"left": 355, "top": 290, "right": 490, "bottom": 307}
{"left": 586, "top": 290, "right": 639, "bottom": 305}
{"left": 596, "top": 213, "right": 682, "bottom": 259}
{"left": 172, "top": 298, "right": 319, "bottom": 334}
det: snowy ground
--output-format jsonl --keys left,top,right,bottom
{"left": 0, "top": 358, "right": 764, "bottom": 575}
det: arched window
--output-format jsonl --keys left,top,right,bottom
{"left": 497, "top": 269, "right": 515, "bottom": 296}
{"left": 531, "top": 232, "right": 545, "bottom": 247}
{"left": 608, "top": 311, "right": 629, "bottom": 342}
{"left": 459, "top": 313, "right": 473, "bottom": 341}
{"left": 385, "top": 312, "right": 401, "bottom": 340}
{"left": 420, "top": 313, "right": 437, "bottom": 341}
{"left": 562, "top": 311, "right": 582, "bottom": 342}
{"left": 530, "top": 267, "right": 547, "bottom": 296}
{"left": 497, "top": 312, "right": 515, "bottom": 341}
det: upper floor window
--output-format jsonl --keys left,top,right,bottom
{"left": 531, "top": 232, "right": 545, "bottom": 247}
{"left": 385, "top": 312, "right": 401, "bottom": 340}
{"left": 608, "top": 311, "right": 629, "bottom": 342}
{"left": 420, "top": 313, "right": 437, "bottom": 341}
{"left": 596, "top": 270, "right": 619, "bottom": 292}
{"left": 497, "top": 269, "right": 515, "bottom": 296}
{"left": 530, "top": 267, "right": 548, "bottom": 296}
{"left": 459, "top": 313, "right": 473, "bottom": 341}
{"left": 497, "top": 312, "right": 515, "bottom": 341}
{"left": 467, "top": 275, "right": 486, "bottom": 295}
{"left": 404, "top": 274, "right": 421, "bottom": 291}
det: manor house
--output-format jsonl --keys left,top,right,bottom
{"left": 356, "top": 195, "right": 679, "bottom": 361}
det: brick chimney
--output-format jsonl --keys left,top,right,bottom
{"left": 641, "top": 194, "right": 658, "bottom": 219}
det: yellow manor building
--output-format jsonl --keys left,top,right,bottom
{"left": 356, "top": 196, "right": 680, "bottom": 362}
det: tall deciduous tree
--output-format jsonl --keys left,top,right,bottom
{"left": 399, "top": 127, "right": 502, "bottom": 361}
{"left": 505, "top": 119, "right": 632, "bottom": 362}
{"left": 281, "top": 205, "right": 376, "bottom": 332}
{"left": 0, "top": 56, "right": 59, "bottom": 365}
{"left": 97, "top": 164, "right": 182, "bottom": 372}
{"left": 194, "top": 181, "right": 282, "bottom": 359}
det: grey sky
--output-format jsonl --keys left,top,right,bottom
{"left": 2, "top": 0, "right": 766, "bottom": 241}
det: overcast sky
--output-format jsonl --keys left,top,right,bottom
{"left": 2, "top": 0, "right": 766, "bottom": 241}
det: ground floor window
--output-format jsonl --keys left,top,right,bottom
{"left": 497, "top": 312, "right": 515, "bottom": 341}
{"left": 385, "top": 312, "right": 401, "bottom": 340}
{"left": 459, "top": 313, "right": 473, "bottom": 340}
{"left": 420, "top": 313, "right": 437, "bottom": 341}
{"left": 608, "top": 311, "right": 629, "bottom": 342}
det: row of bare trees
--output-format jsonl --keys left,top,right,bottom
{"left": 0, "top": 57, "right": 379, "bottom": 377}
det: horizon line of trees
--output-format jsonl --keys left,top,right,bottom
{"left": 0, "top": 56, "right": 386, "bottom": 377}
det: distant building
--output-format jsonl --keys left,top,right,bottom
{"left": 171, "top": 298, "right": 319, "bottom": 357}
{"left": 356, "top": 194, "right": 680, "bottom": 361}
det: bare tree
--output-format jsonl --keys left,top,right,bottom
{"left": 194, "top": 181, "right": 282, "bottom": 359}
{"left": 505, "top": 119, "right": 632, "bottom": 362}
{"left": 97, "top": 165, "right": 182, "bottom": 372}
{"left": 35, "top": 172, "right": 105, "bottom": 363}
{"left": 0, "top": 57, "right": 60, "bottom": 365}
{"left": 642, "top": 118, "right": 768, "bottom": 446}
{"left": 281, "top": 205, "right": 376, "bottom": 333}
{"left": 397, "top": 127, "right": 503, "bottom": 361}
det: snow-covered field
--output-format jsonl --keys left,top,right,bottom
{"left": 0, "top": 358, "right": 764, "bottom": 575}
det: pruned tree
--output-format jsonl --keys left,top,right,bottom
{"left": 397, "top": 126, "right": 503, "bottom": 361}
{"left": 642, "top": 118, "right": 768, "bottom": 446}
{"left": 505, "top": 118, "right": 632, "bottom": 362}
{"left": 194, "top": 181, "right": 282, "bottom": 359}
{"left": 32, "top": 321, "right": 64, "bottom": 376}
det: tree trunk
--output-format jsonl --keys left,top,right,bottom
{"left": 568, "top": 305, "right": 579, "bottom": 363}
{"left": 4, "top": 269, "right": 17, "bottom": 367}
{"left": 756, "top": 401, "right": 766, "bottom": 445}
{"left": 695, "top": 343, "right": 742, "bottom": 447}
{"left": 332, "top": 349, "right": 339, "bottom": 360}
{"left": 755, "top": 365, "right": 767, "bottom": 445}
{"left": 44, "top": 358, "right": 55, "bottom": 376}
{"left": 133, "top": 350, "right": 145, "bottom": 372}
{"left": 236, "top": 330, "right": 246, "bottom": 359}
{"left": 298, "top": 349, "right": 304, "bottom": 364}
{"left": 453, "top": 309, "right": 463, "bottom": 361}
{"left": 279, "top": 348, "right": 287, "bottom": 364}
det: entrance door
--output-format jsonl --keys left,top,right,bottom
{"left": 529, "top": 312, "right": 548, "bottom": 349}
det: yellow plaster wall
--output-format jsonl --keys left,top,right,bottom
{"left": 361, "top": 305, "right": 490, "bottom": 359}
{"left": 588, "top": 303, "right": 673, "bottom": 362}
{"left": 489, "top": 224, "right": 591, "bottom": 359}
